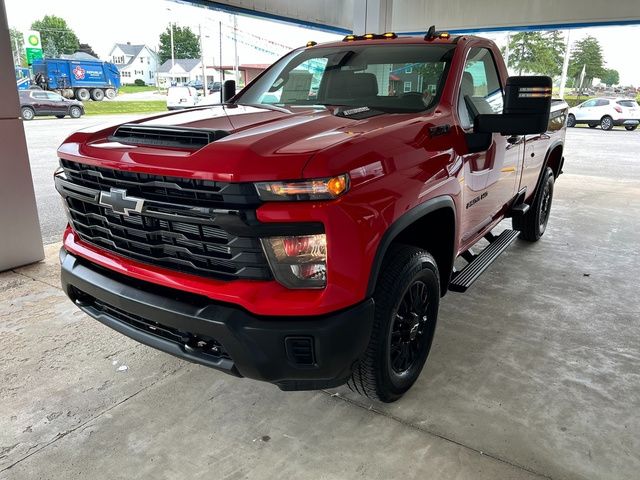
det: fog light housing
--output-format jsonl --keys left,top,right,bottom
{"left": 261, "top": 234, "right": 327, "bottom": 289}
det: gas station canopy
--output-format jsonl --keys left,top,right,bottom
{"left": 187, "top": 0, "right": 640, "bottom": 34}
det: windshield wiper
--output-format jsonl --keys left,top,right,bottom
{"left": 229, "top": 102, "right": 292, "bottom": 114}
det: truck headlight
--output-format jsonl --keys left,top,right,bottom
{"left": 261, "top": 234, "right": 327, "bottom": 289}
{"left": 254, "top": 175, "right": 349, "bottom": 201}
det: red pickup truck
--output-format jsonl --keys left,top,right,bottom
{"left": 56, "top": 29, "right": 567, "bottom": 402}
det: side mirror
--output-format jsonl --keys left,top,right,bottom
{"left": 223, "top": 80, "right": 236, "bottom": 102}
{"left": 475, "top": 76, "right": 552, "bottom": 135}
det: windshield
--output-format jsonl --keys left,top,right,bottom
{"left": 235, "top": 44, "right": 455, "bottom": 113}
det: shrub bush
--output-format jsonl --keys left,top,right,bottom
{"left": 133, "top": 79, "right": 146, "bottom": 86}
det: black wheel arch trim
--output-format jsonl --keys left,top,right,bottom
{"left": 366, "top": 195, "right": 457, "bottom": 297}
{"left": 531, "top": 139, "right": 564, "bottom": 200}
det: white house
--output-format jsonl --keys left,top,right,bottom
{"left": 108, "top": 43, "right": 159, "bottom": 85}
{"left": 157, "top": 59, "right": 204, "bottom": 88}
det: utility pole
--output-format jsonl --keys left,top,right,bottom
{"left": 504, "top": 32, "right": 511, "bottom": 74}
{"left": 170, "top": 23, "right": 175, "bottom": 70}
{"left": 559, "top": 30, "right": 571, "bottom": 99}
{"left": 199, "top": 24, "right": 207, "bottom": 97}
{"left": 14, "top": 36, "right": 21, "bottom": 66}
{"left": 166, "top": 8, "right": 175, "bottom": 70}
{"left": 233, "top": 14, "right": 239, "bottom": 85}
{"left": 219, "top": 20, "right": 224, "bottom": 103}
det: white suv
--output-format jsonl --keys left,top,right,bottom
{"left": 166, "top": 86, "right": 200, "bottom": 110}
{"left": 568, "top": 97, "right": 640, "bottom": 131}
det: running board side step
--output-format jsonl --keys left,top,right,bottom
{"left": 449, "top": 230, "right": 520, "bottom": 293}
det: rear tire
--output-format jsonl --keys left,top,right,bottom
{"left": 105, "top": 88, "right": 117, "bottom": 100}
{"left": 514, "top": 167, "right": 554, "bottom": 242}
{"left": 600, "top": 115, "right": 613, "bottom": 131}
{"left": 625, "top": 125, "right": 638, "bottom": 131}
{"left": 75, "top": 88, "right": 90, "bottom": 102}
{"left": 347, "top": 245, "right": 440, "bottom": 403}
{"left": 69, "top": 106, "right": 83, "bottom": 119}
{"left": 567, "top": 114, "right": 576, "bottom": 127}
{"left": 90, "top": 89, "right": 105, "bottom": 101}
{"left": 21, "top": 107, "right": 35, "bottom": 120}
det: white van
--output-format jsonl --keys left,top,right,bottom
{"left": 166, "top": 86, "right": 200, "bottom": 110}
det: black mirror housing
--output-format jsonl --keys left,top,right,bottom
{"left": 223, "top": 80, "right": 236, "bottom": 102}
{"left": 475, "top": 76, "right": 552, "bottom": 135}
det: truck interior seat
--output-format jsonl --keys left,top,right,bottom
{"left": 320, "top": 70, "right": 379, "bottom": 101}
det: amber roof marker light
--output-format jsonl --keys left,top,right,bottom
{"left": 342, "top": 32, "right": 398, "bottom": 41}
{"left": 306, "top": 41, "right": 317, "bottom": 47}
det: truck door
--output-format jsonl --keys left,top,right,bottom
{"left": 457, "top": 47, "right": 521, "bottom": 241}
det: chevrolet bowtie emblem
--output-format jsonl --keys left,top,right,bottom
{"left": 99, "top": 188, "right": 145, "bottom": 216}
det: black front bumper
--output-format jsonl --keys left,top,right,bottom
{"left": 60, "top": 249, "right": 375, "bottom": 391}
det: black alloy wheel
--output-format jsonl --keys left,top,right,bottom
{"left": 389, "top": 281, "right": 431, "bottom": 375}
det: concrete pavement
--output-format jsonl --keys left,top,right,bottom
{"left": 2, "top": 169, "right": 639, "bottom": 479}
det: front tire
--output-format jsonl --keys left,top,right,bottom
{"left": 55, "top": 114, "right": 65, "bottom": 119}
{"left": 567, "top": 114, "right": 576, "bottom": 127}
{"left": 21, "top": 107, "right": 35, "bottom": 120}
{"left": 514, "top": 167, "right": 555, "bottom": 242}
{"left": 348, "top": 245, "right": 440, "bottom": 403}
{"left": 600, "top": 115, "right": 613, "bottom": 131}
{"left": 625, "top": 125, "right": 638, "bottom": 131}
{"left": 69, "top": 106, "right": 83, "bottom": 119}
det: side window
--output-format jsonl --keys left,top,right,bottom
{"left": 595, "top": 99, "right": 609, "bottom": 107}
{"left": 458, "top": 48, "right": 504, "bottom": 129}
{"left": 32, "top": 92, "right": 47, "bottom": 100}
{"left": 582, "top": 99, "right": 597, "bottom": 108}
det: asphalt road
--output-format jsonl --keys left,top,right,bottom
{"left": 24, "top": 115, "right": 639, "bottom": 245}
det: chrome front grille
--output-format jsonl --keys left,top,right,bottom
{"left": 56, "top": 160, "right": 270, "bottom": 280}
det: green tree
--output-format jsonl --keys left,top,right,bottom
{"left": 600, "top": 68, "right": 619, "bottom": 87}
{"left": 10, "top": 27, "right": 26, "bottom": 66}
{"left": 504, "top": 31, "right": 565, "bottom": 77}
{"left": 568, "top": 35, "right": 605, "bottom": 89}
{"left": 158, "top": 25, "right": 201, "bottom": 64}
{"left": 77, "top": 42, "right": 99, "bottom": 58}
{"left": 31, "top": 15, "right": 80, "bottom": 56}
{"left": 505, "top": 32, "right": 544, "bottom": 75}
{"left": 540, "top": 30, "right": 566, "bottom": 77}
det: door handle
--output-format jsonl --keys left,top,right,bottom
{"left": 507, "top": 135, "right": 523, "bottom": 145}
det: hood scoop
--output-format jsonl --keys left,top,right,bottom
{"left": 108, "top": 124, "right": 230, "bottom": 150}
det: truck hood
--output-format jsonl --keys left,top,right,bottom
{"left": 61, "top": 104, "right": 418, "bottom": 182}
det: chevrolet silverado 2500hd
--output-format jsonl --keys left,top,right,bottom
{"left": 56, "top": 29, "right": 568, "bottom": 402}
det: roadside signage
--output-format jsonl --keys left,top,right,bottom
{"left": 24, "top": 30, "right": 43, "bottom": 65}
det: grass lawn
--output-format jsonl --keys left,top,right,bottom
{"left": 118, "top": 85, "right": 159, "bottom": 94}
{"left": 83, "top": 101, "right": 166, "bottom": 116}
